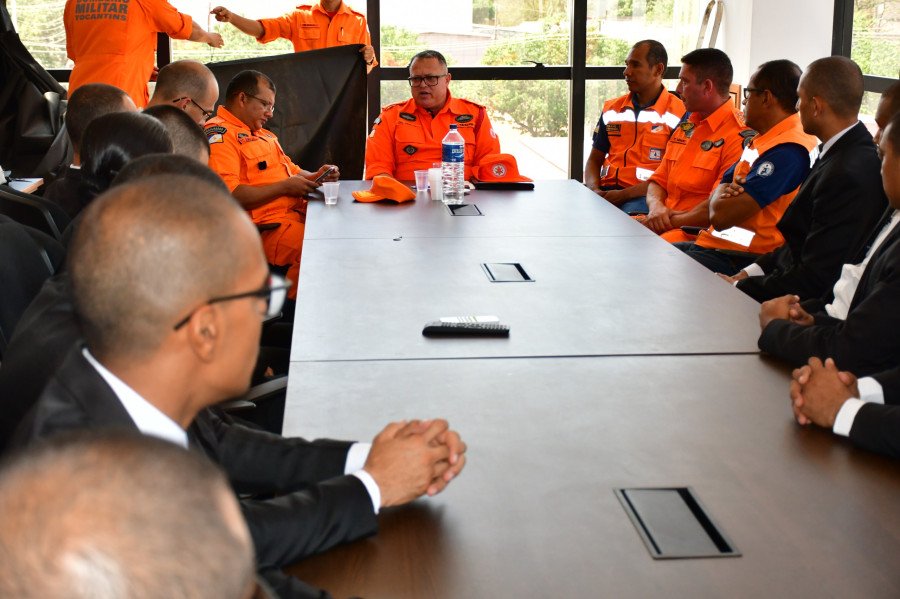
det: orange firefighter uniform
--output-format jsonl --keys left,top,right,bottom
{"left": 365, "top": 95, "right": 501, "bottom": 181}
{"left": 695, "top": 113, "right": 817, "bottom": 254}
{"left": 256, "top": 2, "right": 377, "bottom": 69}
{"left": 205, "top": 106, "right": 306, "bottom": 298}
{"left": 592, "top": 88, "right": 686, "bottom": 188}
{"left": 648, "top": 100, "right": 749, "bottom": 243}
{"left": 64, "top": 0, "right": 193, "bottom": 108}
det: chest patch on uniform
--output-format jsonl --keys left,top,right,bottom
{"left": 237, "top": 132, "right": 254, "bottom": 145}
{"left": 713, "top": 138, "right": 724, "bottom": 148}
{"left": 756, "top": 161, "right": 775, "bottom": 177}
{"left": 650, "top": 124, "right": 665, "bottom": 133}
{"left": 404, "top": 145, "right": 417, "bottom": 155}
{"left": 700, "top": 140, "right": 713, "bottom": 151}
{"left": 606, "top": 123, "right": 621, "bottom": 136}
{"left": 648, "top": 148, "right": 663, "bottom": 161}
{"left": 680, "top": 122, "right": 695, "bottom": 138}
{"left": 399, "top": 112, "right": 417, "bottom": 122}
{"left": 456, "top": 114, "right": 474, "bottom": 123}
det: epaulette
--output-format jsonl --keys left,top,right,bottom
{"left": 382, "top": 101, "right": 408, "bottom": 111}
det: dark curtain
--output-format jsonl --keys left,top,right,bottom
{"left": 207, "top": 44, "right": 367, "bottom": 179}
{"left": 0, "top": 0, "right": 66, "bottom": 177}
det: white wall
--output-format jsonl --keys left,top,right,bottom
{"left": 720, "top": 0, "right": 835, "bottom": 86}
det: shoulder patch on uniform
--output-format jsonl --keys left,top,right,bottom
{"left": 403, "top": 145, "right": 417, "bottom": 155}
{"left": 756, "top": 161, "right": 775, "bottom": 177}
{"left": 456, "top": 114, "right": 474, "bottom": 123}
{"left": 207, "top": 134, "right": 223, "bottom": 145}
{"left": 399, "top": 112, "right": 417, "bottom": 122}
{"left": 205, "top": 125, "right": 227, "bottom": 137}
{"left": 373, "top": 116, "right": 381, "bottom": 125}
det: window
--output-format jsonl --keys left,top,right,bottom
{"left": 850, "top": 0, "right": 900, "bottom": 79}
{"left": 8, "top": 0, "right": 68, "bottom": 70}
{"left": 585, "top": 0, "right": 698, "bottom": 66}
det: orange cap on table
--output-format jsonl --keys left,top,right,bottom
{"left": 352, "top": 175, "right": 416, "bottom": 203}
{"left": 473, "top": 153, "right": 533, "bottom": 182}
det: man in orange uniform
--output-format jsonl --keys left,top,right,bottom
{"left": 365, "top": 50, "right": 501, "bottom": 181}
{"left": 211, "top": 1, "right": 376, "bottom": 72}
{"left": 204, "top": 70, "right": 338, "bottom": 299}
{"left": 584, "top": 40, "right": 685, "bottom": 214}
{"left": 676, "top": 60, "right": 818, "bottom": 275}
{"left": 64, "top": 0, "right": 223, "bottom": 108}
{"left": 643, "top": 48, "right": 749, "bottom": 243}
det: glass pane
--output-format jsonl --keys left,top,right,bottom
{"left": 8, "top": 0, "right": 69, "bottom": 70}
{"left": 851, "top": 0, "right": 900, "bottom": 78}
{"left": 860, "top": 90, "right": 883, "bottom": 137}
{"left": 379, "top": 0, "right": 571, "bottom": 67}
{"left": 169, "top": 0, "right": 318, "bottom": 62}
{"left": 586, "top": 0, "right": 699, "bottom": 66}
{"left": 381, "top": 80, "right": 569, "bottom": 178}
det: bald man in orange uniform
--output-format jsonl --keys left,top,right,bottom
{"left": 211, "top": 0, "right": 376, "bottom": 72}
{"left": 64, "top": 0, "right": 222, "bottom": 108}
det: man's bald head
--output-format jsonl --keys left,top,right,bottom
{"left": 149, "top": 60, "right": 220, "bottom": 125}
{"left": 143, "top": 104, "right": 211, "bottom": 161}
{"left": 874, "top": 80, "right": 900, "bottom": 144}
{"left": 0, "top": 432, "right": 254, "bottom": 599}
{"left": 801, "top": 56, "right": 864, "bottom": 118}
{"left": 68, "top": 175, "right": 254, "bottom": 360}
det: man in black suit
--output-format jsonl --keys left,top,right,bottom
{"left": 42, "top": 83, "right": 137, "bottom": 219}
{"left": 757, "top": 112, "right": 900, "bottom": 376}
{"left": 790, "top": 358, "right": 900, "bottom": 459}
{"left": 721, "top": 57, "right": 886, "bottom": 302}
{"left": 13, "top": 176, "right": 466, "bottom": 598}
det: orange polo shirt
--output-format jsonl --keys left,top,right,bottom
{"left": 257, "top": 1, "right": 377, "bottom": 69}
{"left": 365, "top": 95, "right": 501, "bottom": 181}
{"left": 64, "top": 0, "right": 193, "bottom": 107}
{"left": 649, "top": 100, "right": 749, "bottom": 242}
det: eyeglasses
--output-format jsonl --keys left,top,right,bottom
{"left": 172, "top": 96, "right": 215, "bottom": 123}
{"left": 742, "top": 87, "right": 766, "bottom": 100}
{"left": 245, "top": 93, "right": 275, "bottom": 113}
{"left": 173, "top": 274, "right": 291, "bottom": 330}
{"left": 407, "top": 74, "right": 448, "bottom": 87}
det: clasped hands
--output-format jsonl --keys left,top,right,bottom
{"left": 364, "top": 419, "right": 467, "bottom": 508}
{"left": 758, "top": 294, "right": 815, "bottom": 329}
{"left": 789, "top": 357, "right": 858, "bottom": 428}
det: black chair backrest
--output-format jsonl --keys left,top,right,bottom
{"left": 0, "top": 217, "right": 62, "bottom": 356}
{"left": 0, "top": 186, "right": 70, "bottom": 240}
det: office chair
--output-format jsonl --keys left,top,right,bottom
{"left": 0, "top": 185, "right": 71, "bottom": 240}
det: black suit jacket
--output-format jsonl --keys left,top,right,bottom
{"left": 874, "top": 366, "right": 900, "bottom": 405}
{"left": 13, "top": 348, "right": 379, "bottom": 572}
{"left": 737, "top": 122, "right": 887, "bottom": 302}
{"left": 758, "top": 218, "right": 900, "bottom": 376}
{"left": 850, "top": 402, "right": 900, "bottom": 459}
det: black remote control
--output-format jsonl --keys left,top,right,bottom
{"left": 422, "top": 321, "right": 510, "bottom": 337}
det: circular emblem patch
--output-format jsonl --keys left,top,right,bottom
{"left": 491, "top": 164, "right": 507, "bottom": 178}
{"left": 756, "top": 161, "right": 775, "bottom": 177}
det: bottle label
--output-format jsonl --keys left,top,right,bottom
{"left": 442, "top": 143, "right": 464, "bottom": 163}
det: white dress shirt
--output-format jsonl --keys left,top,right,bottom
{"left": 832, "top": 376, "right": 885, "bottom": 436}
{"left": 83, "top": 348, "right": 380, "bottom": 511}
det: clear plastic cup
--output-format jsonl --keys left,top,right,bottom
{"left": 414, "top": 169, "right": 429, "bottom": 192}
{"left": 322, "top": 181, "right": 339, "bottom": 205}
{"left": 427, "top": 168, "right": 443, "bottom": 201}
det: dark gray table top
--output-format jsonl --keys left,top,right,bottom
{"left": 304, "top": 179, "right": 655, "bottom": 240}
{"left": 290, "top": 235, "right": 763, "bottom": 361}
{"left": 284, "top": 354, "right": 900, "bottom": 598}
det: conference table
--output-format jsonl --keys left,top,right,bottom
{"left": 284, "top": 181, "right": 900, "bottom": 598}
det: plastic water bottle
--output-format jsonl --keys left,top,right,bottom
{"left": 441, "top": 124, "right": 465, "bottom": 205}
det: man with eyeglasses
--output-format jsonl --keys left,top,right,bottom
{"left": 13, "top": 175, "right": 467, "bottom": 598}
{"left": 675, "top": 60, "right": 818, "bottom": 275}
{"left": 205, "top": 70, "right": 338, "bottom": 299}
{"left": 147, "top": 60, "right": 220, "bottom": 126}
{"left": 365, "top": 49, "right": 501, "bottom": 181}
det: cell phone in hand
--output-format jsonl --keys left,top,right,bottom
{"left": 314, "top": 166, "right": 336, "bottom": 183}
